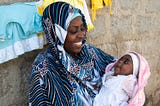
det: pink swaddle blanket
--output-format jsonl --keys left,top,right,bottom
{"left": 105, "top": 51, "right": 151, "bottom": 106}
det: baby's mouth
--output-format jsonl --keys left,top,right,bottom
{"left": 115, "top": 66, "right": 120, "bottom": 72}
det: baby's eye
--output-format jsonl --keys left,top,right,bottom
{"left": 124, "top": 59, "right": 130, "bottom": 64}
{"left": 124, "top": 61, "right": 128, "bottom": 64}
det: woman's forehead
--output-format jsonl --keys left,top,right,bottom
{"left": 69, "top": 17, "right": 83, "bottom": 25}
{"left": 68, "top": 17, "right": 83, "bottom": 30}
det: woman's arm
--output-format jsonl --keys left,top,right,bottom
{"left": 90, "top": 45, "right": 116, "bottom": 76}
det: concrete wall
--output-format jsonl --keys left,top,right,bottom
{"left": 0, "top": 0, "right": 160, "bottom": 106}
{"left": 87, "top": 0, "right": 160, "bottom": 105}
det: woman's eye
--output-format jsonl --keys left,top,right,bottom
{"left": 68, "top": 26, "right": 86, "bottom": 34}
{"left": 68, "top": 28, "right": 78, "bottom": 34}
{"left": 69, "top": 30, "right": 77, "bottom": 34}
{"left": 81, "top": 27, "right": 86, "bottom": 32}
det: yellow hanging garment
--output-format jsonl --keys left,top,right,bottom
{"left": 103, "top": 0, "right": 112, "bottom": 14}
{"left": 36, "top": 0, "right": 94, "bottom": 30}
{"left": 91, "top": 0, "right": 103, "bottom": 21}
{"left": 91, "top": 0, "right": 112, "bottom": 21}
{"left": 37, "top": 0, "right": 55, "bottom": 15}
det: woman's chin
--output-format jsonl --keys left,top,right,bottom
{"left": 74, "top": 48, "right": 82, "bottom": 54}
{"left": 74, "top": 44, "right": 83, "bottom": 53}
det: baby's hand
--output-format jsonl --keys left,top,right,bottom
{"left": 92, "top": 84, "right": 99, "bottom": 90}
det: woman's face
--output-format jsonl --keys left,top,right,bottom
{"left": 64, "top": 16, "right": 86, "bottom": 58}
{"left": 113, "top": 55, "right": 133, "bottom": 76}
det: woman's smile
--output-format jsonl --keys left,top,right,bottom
{"left": 74, "top": 41, "right": 82, "bottom": 47}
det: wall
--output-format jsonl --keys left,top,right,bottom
{"left": 87, "top": 0, "right": 160, "bottom": 105}
{"left": 0, "top": 0, "right": 160, "bottom": 106}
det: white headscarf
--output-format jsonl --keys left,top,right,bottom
{"left": 128, "top": 53, "right": 140, "bottom": 76}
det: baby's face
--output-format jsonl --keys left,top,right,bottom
{"left": 113, "top": 55, "right": 133, "bottom": 76}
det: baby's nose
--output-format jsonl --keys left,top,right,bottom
{"left": 117, "top": 61, "right": 123, "bottom": 66}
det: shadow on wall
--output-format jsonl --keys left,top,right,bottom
{"left": 0, "top": 48, "right": 42, "bottom": 106}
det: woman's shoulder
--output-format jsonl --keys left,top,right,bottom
{"left": 84, "top": 44, "right": 115, "bottom": 61}
{"left": 83, "top": 44, "right": 104, "bottom": 54}
{"left": 85, "top": 44, "right": 99, "bottom": 50}
{"left": 32, "top": 51, "right": 47, "bottom": 66}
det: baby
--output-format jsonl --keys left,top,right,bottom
{"left": 93, "top": 51, "right": 151, "bottom": 106}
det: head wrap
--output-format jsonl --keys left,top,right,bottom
{"left": 105, "top": 51, "right": 151, "bottom": 106}
{"left": 42, "top": 2, "right": 87, "bottom": 64}
{"left": 65, "top": 9, "right": 82, "bottom": 29}
{"left": 42, "top": 2, "right": 87, "bottom": 47}
{"left": 128, "top": 53, "right": 139, "bottom": 76}
{"left": 128, "top": 51, "right": 151, "bottom": 106}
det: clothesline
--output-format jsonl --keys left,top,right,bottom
{"left": 0, "top": 0, "right": 112, "bottom": 64}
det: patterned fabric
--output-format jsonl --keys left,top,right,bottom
{"left": 29, "top": 2, "right": 115, "bottom": 106}
{"left": 104, "top": 51, "right": 151, "bottom": 106}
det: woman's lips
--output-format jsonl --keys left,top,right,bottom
{"left": 74, "top": 42, "right": 82, "bottom": 47}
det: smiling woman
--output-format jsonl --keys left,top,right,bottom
{"left": 28, "top": 2, "right": 115, "bottom": 106}
{"left": 64, "top": 16, "right": 86, "bottom": 58}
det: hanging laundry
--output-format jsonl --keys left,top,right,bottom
{"left": 0, "top": 2, "right": 43, "bottom": 41}
{"left": 36, "top": 0, "right": 94, "bottom": 30}
{"left": 91, "top": 0, "right": 112, "bottom": 21}
{"left": 0, "top": 2, "right": 46, "bottom": 64}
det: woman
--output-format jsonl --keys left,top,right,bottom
{"left": 29, "top": 2, "right": 115, "bottom": 106}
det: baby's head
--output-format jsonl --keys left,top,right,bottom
{"left": 113, "top": 53, "right": 139, "bottom": 76}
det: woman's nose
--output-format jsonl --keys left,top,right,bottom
{"left": 77, "top": 30, "right": 86, "bottom": 38}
